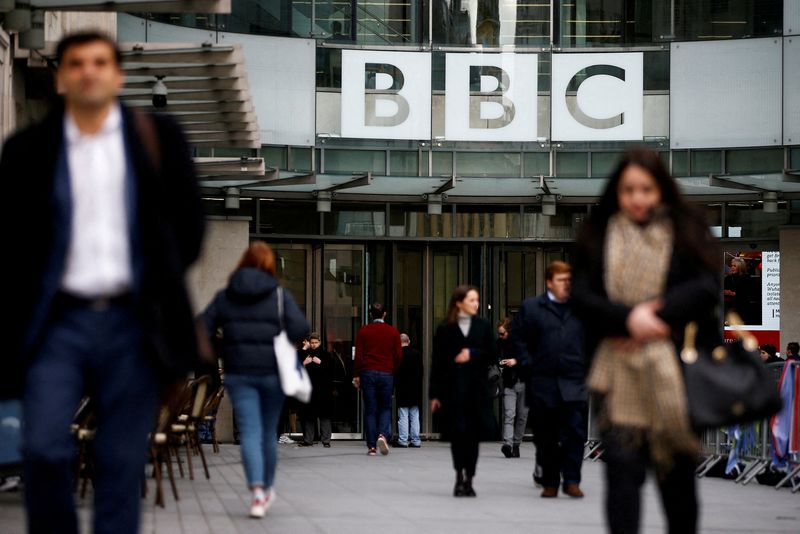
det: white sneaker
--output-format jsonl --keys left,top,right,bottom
{"left": 249, "top": 498, "right": 266, "bottom": 518}
{"left": 249, "top": 490, "right": 276, "bottom": 518}
{"left": 377, "top": 434, "right": 389, "bottom": 456}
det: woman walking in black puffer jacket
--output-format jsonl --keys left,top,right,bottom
{"left": 201, "top": 241, "right": 309, "bottom": 519}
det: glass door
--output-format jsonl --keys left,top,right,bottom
{"left": 322, "top": 244, "right": 365, "bottom": 438}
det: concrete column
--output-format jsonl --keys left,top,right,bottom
{"left": 779, "top": 226, "right": 800, "bottom": 351}
{"left": 187, "top": 217, "right": 250, "bottom": 443}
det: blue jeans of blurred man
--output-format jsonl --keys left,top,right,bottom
{"left": 397, "top": 406, "right": 420, "bottom": 447}
{"left": 361, "top": 370, "right": 393, "bottom": 449}
{"left": 23, "top": 296, "right": 157, "bottom": 534}
{"left": 225, "top": 374, "right": 285, "bottom": 489}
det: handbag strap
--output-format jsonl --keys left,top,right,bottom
{"left": 276, "top": 286, "right": 285, "bottom": 330}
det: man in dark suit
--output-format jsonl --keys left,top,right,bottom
{"left": 510, "top": 261, "right": 588, "bottom": 499}
{"left": 0, "top": 32, "right": 204, "bottom": 534}
{"left": 353, "top": 303, "right": 402, "bottom": 456}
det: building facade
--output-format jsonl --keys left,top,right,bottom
{"left": 2, "top": 1, "right": 798, "bottom": 440}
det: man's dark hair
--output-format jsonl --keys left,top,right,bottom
{"left": 56, "top": 31, "right": 122, "bottom": 67}
{"left": 368, "top": 303, "right": 386, "bottom": 321}
{"left": 788, "top": 342, "right": 800, "bottom": 355}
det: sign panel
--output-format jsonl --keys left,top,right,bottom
{"left": 444, "top": 53, "right": 538, "bottom": 142}
{"left": 551, "top": 52, "right": 643, "bottom": 142}
{"left": 723, "top": 251, "right": 780, "bottom": 347}
{"left": 341, "top": 50, "right": 431, "bottom": 140}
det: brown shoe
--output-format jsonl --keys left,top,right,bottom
{"left": 540, "top": 486, "right": 558, "bottom": 498}
{"left": 562, "top": 484, "right": 584, "bottom": 498}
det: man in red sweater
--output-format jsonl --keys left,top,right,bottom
{"left": 353, "top": 303, "right": 402, "bottom": 456}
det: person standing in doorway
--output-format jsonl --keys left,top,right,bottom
{"left": 395, "top": 333, "right": 423, "bottom": 448}
{"left": 353, "top": 303, "right": 402, "bottom": 456}
{"left": 497, "top": 318, "right": 528, "bottom": 458}
{"left": 510, "top": 261, "right": 588, "bottom": 499}
{"left": 300, "top": 332, "right": 334, "bottom": 447}
{"left": 430, "top": 286, "right": 497, "bottom": 497}
{"left": 0, "top": 32, "right": 204, "bottom": 534}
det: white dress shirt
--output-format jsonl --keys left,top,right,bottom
{"left": 60, "top": 105, "right": 133, "bottom": 298}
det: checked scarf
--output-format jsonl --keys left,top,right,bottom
{"left": 588, "top": 211, "right": 699, "bottom": 470}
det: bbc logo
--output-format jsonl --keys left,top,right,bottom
{"left": 340, "top": 51, "right": 643, "bottom": 143}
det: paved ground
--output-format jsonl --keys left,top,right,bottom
{"left": 1, "top": 441, "right": 798, "bottom": 533}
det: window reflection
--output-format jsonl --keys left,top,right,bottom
{"left": 431, "top": 0, "right": 550, "bottom": 46}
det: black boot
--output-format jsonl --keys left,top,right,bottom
{"left": 453, "top": 471, "right": 466, "bottom": 497}
{"left": 512, "top": 444, "right": 520, "bottom": 458}
{"left": 501, "top": 444, "right": 513, "bottom": 458}
{"left": 463, "top": 475, "right": 477, "bottom": 497}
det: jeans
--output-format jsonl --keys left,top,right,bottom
{"left": 361, "top": 370, "right": 393, "bottom": 449}
{"left": 225, "top": 374, "right": 285, "bottom": 489}
{"left": 502, "top": 381, "right": 529, "bottom": 446}
{"left": 23, "top": 298, "right": 157, "bottom": 534}
{"left": 397, "top": 406, "right": 420, "bottom": 446}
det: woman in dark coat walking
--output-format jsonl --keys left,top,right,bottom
{"left": 572, "top": 148, "right": 720, "bottom": 534}
{"left": 201, "top": 241, "right": 309, "bottom": 518}
{"left": 430, "top": 285, "right": 497, "bottom": 497}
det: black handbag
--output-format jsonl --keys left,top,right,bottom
{"left": 681, "top": 316, "right": 782, "bottom": 430}
{"left": 487, "top": 362, "right": 502, "bottom": 398}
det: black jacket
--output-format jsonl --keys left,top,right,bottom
{"left": 302, "top": 346, "right": 336, "bottom": 406}
{"left": 571, "top": 217, "right": 721, "bottom": 364}
{"left": 395, "top": 346, "right": 423, "bottom": 407}
{"left": 430, "top": 316, "right": 498, "bottom": 441}
{"left": 497, "top": 336, "right": 522, "bottom": 388}
{"left": 510, "top": 294, "right": 587, "bottom": 408}
{"left": 201, "top": 268, "right": 309, "bottom": 376}
{"left": 1, "top": 102, "right": 204, "bottom": 398}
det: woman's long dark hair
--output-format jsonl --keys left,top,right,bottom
{"left": 446, "top": 285, "right": 479, "bottom": 325}
{"left": 576, "top": 147, "right": 718, "bottom": 271}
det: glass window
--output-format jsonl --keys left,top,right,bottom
{"left": 390, "top": 151, "right": 420, "bottom": 176}
{"left": 591, "top": 152, "right": 622, "bottom": 177}
{"left": 524, "top": 152, "right": 550, "bottom": 175}
{"left": 289, "top": 147, "right": 313, "bottom": 171}
{"left": 317, "top": 47, "right": 343, "bottom": 88}
{"left": 263, "top": 146, "right": 287, "bottom": 170}
{"left": 389, "top": 204, "right": 453, "bottom": 237}
{"left": 432, "top": 151, "right": 453, "bottom": 175}
{"left": 555, "top": 152, "right": 588, "bottom": 177}
{"left": 258, "top": 200, "right": 319, "bottom": 234}
{"left": 726, "top": 201, "right": 789, "bottom": 238}
{"left": 457, "top": 152, "right": 521, "bottom": 177}
{"left": 324, "top": 149, "right": 386, "bottom": 174}
{"left": 791, "top": 147, "right": 800, "bottom": 169}
{"left": 455, "top": 205, "right": 521, "bottom": 238}
{"left": 221, "top": 0, "right": 294, "bottom": 36}
{"left": 428, "top": 0, "right": 550, "bottom": 46}
{"left": 356, "top": 0, "right": 419, "bottom": 44}
{"left": 325, "top": 204, "right": 386, "bottom": 236}
{"left": 557, "top": 0, "right": 658, "bottom": 48}
{"left": 523, "top": 204, "right": 588, "bottom": 239}
{"left": 672, "top": 150, "right": 689, "bottom": 176}
{"left": 691, "top": 150, "right": 722, "bottom": 175}
{"left": 704, "top": 203, "right": 723, "bottom": 237}
{"left": 726, "top": 148, "right": 784, "bottom": 174}
{"left": 672, "top": 0, "right": 783, "bottom": 41}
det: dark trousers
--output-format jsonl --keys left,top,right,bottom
{"left": 450, "top": 436, "right": 480, "bottom": 477}
{"left": 300, "top": 402, "right": 332, "bottom": 445}
{"left": 361, "top": 370, "right": 393, "bottom": 449}
{"left": 23, "top": 298, "right": 157, "bottom": 534}
{"left": 603, "top": 431, "right": 698, "bottom": 534}
{"left": 530, "top": 396, "right": 587, "bottom": 487}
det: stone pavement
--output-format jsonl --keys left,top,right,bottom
{"left": 1, "top": 441, "right": 798, "bottom": 533}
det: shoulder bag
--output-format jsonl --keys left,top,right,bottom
{"left": 274, "top": 287, "right": 313, "bottom": 403}
{"left": 681, "top": 314, "right": 781, "bottom": 430}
